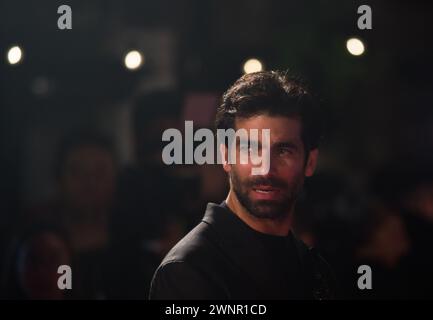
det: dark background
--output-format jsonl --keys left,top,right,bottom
{"left": 1, "top": 0, "right": 433, "bottom": 299}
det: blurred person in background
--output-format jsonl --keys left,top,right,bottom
{"left": 350, "top": 204, "right": 411, "bottom": 299}
{"left": 297, "top": 172, "right": 413, "bottom": 299}
{"left": 372, "top": 160, "right": 433, "bottom": 298}
{"left": 55, "top": 132, "right": 116, "bottom": 254}
{"left": 1, "top": 226, "right": 72, "bottom": 299}
{"left": 19, "top": 132, "right": 117, "bottom": 299}
{"left": 109, "top": 91, "right": 188, "bottom": 298}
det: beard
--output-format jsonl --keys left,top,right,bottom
{"left": 229, "top": 168, "right": 304, "bottom": 220}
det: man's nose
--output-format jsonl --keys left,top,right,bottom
{"left": 265, "top": 149, "right": 284, "bottom": 174}
{"left": 250, "top": 147, "right": 279, "bottom": 176}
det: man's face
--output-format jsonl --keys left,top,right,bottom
{"left": 222, "top": 114, "right": 318, "bottom": 220}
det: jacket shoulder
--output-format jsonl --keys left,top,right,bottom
{"left": 149, "top": 260, "right": 224, "bottom": 299}
{"left": 161, "top": 221, "right": 217, "bottom": 265}
{"left": 149, "top": 222, "right": 225, "bottom": 299}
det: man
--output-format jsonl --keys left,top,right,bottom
{"left": 149, "top": 71, "right": 335, "bottom": 300}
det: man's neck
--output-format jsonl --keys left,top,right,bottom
{"left": 225, "top": 190, "right": 293, "bottom": 236}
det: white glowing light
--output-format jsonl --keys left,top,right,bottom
{"left": 346, "top": 38, "right": 365, "bottom": 56}
{"left": 7, "top": 46, "right": 23, "bottom": 65}
{"left": 124, "top": 50, "right": 144, "bottom": 70}
{"left": 243, "top": 58, "right": 263, "bottom": 74}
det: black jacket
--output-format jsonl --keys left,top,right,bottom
{"left": 149, "top": 202, "right": 335, "bottom": 300}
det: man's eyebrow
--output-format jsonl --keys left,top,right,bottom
{"left": 240, "top": 140, "right": 300, "bottom": 151}
{"left": 273, "top": 141, "right": 300, "bottom": 150}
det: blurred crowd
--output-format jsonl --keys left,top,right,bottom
{"left": 0, "top": 91, "right": 432, "bottom": 299}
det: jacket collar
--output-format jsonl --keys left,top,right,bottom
{"left": 201, "top": 202, "right": 298, "bottom": 292}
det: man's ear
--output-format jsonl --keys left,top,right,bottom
{"left": 219, "top": 143, "right": 231, "bottom": 173}
{"left": 305, "top": 148, "right": 319, "bottom": 177}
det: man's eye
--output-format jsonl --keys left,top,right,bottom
{"left": 279, "top": 147, "right": 294, "bottom": 155}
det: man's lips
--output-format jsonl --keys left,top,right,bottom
{"left": 252, "top": 185, "right": 280, "bottom": 192}
{"left": 251, "top": 185, "right": 282, "bottom": 199}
